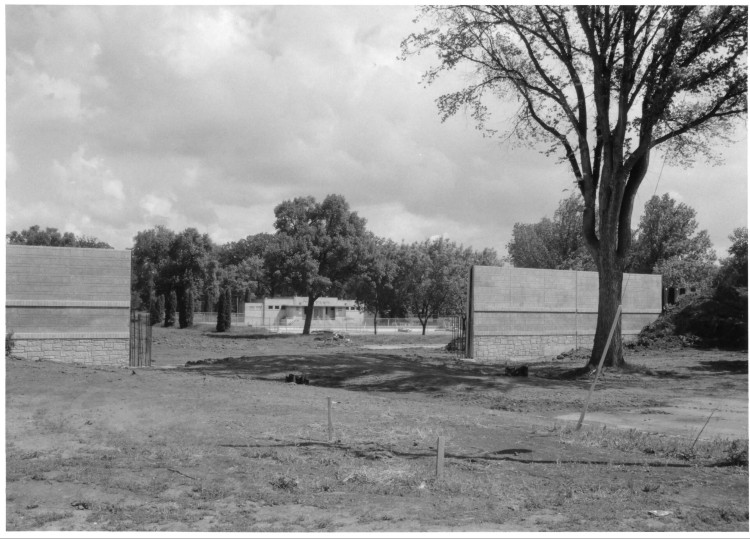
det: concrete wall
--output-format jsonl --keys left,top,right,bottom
{"left": 468, "top": 266, "right": 661, "bottom": 362}
{"left": 6, "top": 245, "right": 131, "bottom": 366}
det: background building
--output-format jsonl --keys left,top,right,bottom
{"left": 244, "top": 296, "right": 363, "bottom": 330}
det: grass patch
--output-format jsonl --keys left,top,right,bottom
{"left": 553, "top": 423, "right": 748, "bottom": 465}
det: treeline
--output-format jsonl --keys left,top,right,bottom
{"left": 506, "top": 192, "right": 746, "bottom": 291}
{"left": 6, "top": 225, "right": 112, "bottom": 249}
{"left": 132, "top": 194, "right": 501, "bottom": 334}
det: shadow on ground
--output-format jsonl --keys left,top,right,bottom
{"left": 688, "top": 359, "right": 748, "bottom": 374}
{"left": 180, "top": 353, "right": 595, "bottom": 395}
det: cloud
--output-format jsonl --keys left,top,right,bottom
{"left": 5, "top": 5, "right": 747, "bottom": 256}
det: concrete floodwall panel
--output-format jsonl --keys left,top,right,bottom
{"left": 468, "top": 266, "right": 661, "bottom": 363}
{"left": 6, "top": 245, "right": 131, "bottom": 366}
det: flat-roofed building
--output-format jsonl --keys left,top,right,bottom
{"left": 244, "top": 296, "right": 363, "bottom": 330}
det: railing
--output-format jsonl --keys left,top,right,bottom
{"left": 244, "top": 317, "right": 459, "bottom": 334}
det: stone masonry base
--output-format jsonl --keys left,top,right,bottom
{"left": 10, "top": 338, "right": 129, "bottom": 367}
{"left": 472, "top": 334, "right": 638, "bottom": 363}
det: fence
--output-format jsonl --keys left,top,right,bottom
{"left": 129, "top": 311, "right": 152, "bottom": 367}
{"left": 192, "top": 312, "right": 246, "bottom": 326}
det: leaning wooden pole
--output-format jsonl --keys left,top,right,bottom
{"left": 576, "top": 304, "right": 622, "bottom": 431}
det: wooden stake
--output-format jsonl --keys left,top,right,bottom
{"left": 436, "top": 436, "right": 445, "bottom": 478}
{"left": 327, "top": 397, "right": 334, "bottom": 442}
{"left": 576, "top": 304, "right": 622, "bottom": 431}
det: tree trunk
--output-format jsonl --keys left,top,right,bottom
{"left": 589, "top": 252, "right": 625, "bottom": 368}
{"left": 373, "top": 315, "right": 378, "bottom": 335}
{"left": 302, "top": 294, "right": 315, "bottom": 335}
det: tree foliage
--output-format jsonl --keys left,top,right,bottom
{"left": 403, "top": 6, "right": 747, "bottom": 367}
{"left": 627, "top": 193, "right": 716, "bottom": 288}
{"left": 350, "top": 235, "right": 401, "bottom": 334}
{"left": 507, "top": 193, "right": 596, "bottom": 270}
{"left": 716, "top": 227, "right": 748, "bottom": 288}
{"left": 132, "top": 225, "right": 175, "bottom": 311}
{"left": 7, "top": 225, "right": 112, "bottom": 249}
{"left": 396, "top": 237, "right": 498, "bottom": 335}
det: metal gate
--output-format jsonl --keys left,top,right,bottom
{"left": 448, "top": 314, "right": 466, "bottom": 359}
{"left": 129, "top": 311, "right": 152, "bottom": 367}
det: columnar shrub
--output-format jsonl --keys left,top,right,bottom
{"left": 179, "top": 288, "right": 194, "bottom": 329}
{"left": 150, "top": 294, "right": 164, "bottom": 325}
{"left": 224, "top": 288, "right": 232, "bottom": 330}
{"left": 164, "top": 290, "right": 177, "bottom": 327}
{"left": 216, "top": 289, "right": 227, "bottom": 332}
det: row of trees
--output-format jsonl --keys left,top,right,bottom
{"left": 131, "top": 194, "right": 500, "bottom": 334}
{"left": 6, "top": 225, "right": 112, "bottom": 249}
{"left": 506, "top": 192, "right": 720, "bottom": 290}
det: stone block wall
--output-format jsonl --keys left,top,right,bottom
{"left": 467, "top": 266, "right": 662, "bottom": 363}
{"left": 6, "top": 245, "right": 131, "bottom": 366}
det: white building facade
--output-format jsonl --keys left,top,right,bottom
{"left": 244, "top": 296, "right": 364, "bottom": 330}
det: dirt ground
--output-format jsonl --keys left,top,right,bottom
{"left": 5, "top": 325, "right": 749, "bottom": 532}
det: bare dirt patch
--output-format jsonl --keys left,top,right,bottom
{"left": 6, "top": 325, "right": 748, "bottom": 532}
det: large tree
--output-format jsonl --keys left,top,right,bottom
{"left": 273, "top": 194, "right": 369, "bottom": 335}
{"left": 403, "top": 6, "right": 747, "bottom": 367}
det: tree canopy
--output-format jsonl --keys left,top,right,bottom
{"left": 506, "top": 193, "right": 596, "bottom": 271}
{"left": 627, "top": 193, "right": 716, "bottom": 288}
{"left": 403, "top": 6, "right": 747, "bottom": 367}
{"left": 273, "top": 194, "right": 369, "bottom": 335}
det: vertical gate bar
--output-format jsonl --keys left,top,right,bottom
{"left": 146, "top": 313, "right": 152, "bottom": 366}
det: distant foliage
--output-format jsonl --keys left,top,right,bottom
{"left": 7, "top": 225, "right": 112, "bottom": 249}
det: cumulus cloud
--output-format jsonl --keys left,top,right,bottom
{"left": 5, "top": 5, "right": 747, "bottom": 255}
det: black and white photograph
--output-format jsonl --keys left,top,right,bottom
{"left": 5, "top": 5, "right": 748, "bottom": 534}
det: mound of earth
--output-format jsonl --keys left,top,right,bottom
{"left": 633, "top": 286, "right": 747, "bottom": 350}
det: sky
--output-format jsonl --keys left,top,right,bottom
{"left": 5, "top": 5, "right": 748, "bottom": 258}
